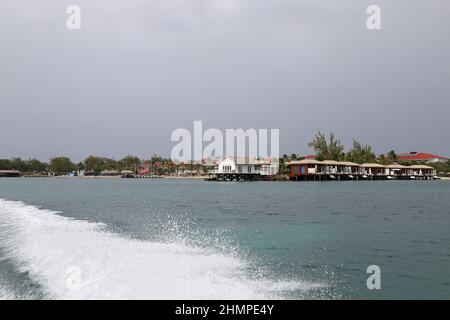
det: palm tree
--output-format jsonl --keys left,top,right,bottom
{"left": 346, "top": 139, "right": 376, "bottom": 164}
{"left": 387, "top": 150, "right": 398, "bottom": 163}
{"left": 308, "top": 131, "right": 345, "bottom": 161}
{"left": 377, "top": 153, "right": 389, "bottom": 165}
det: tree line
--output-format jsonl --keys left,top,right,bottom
{"left": 277, "top": 131, "right": 398, "bottom": 173}
{"left": 1, "top": 132, "right": 449, "bottom": 176}
{"left": 307, "top": 131, "right": 398, "bottom": 164}
{"left": 0, "top": 155, "right": 172, "bottom": 176}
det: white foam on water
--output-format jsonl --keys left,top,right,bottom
{"left": 0, "top": 199, "right": 324, "bottom": 300}
{"left": 0, "top": 286, "right": 15, "bottom": 300}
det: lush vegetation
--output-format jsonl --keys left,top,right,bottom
{"left": 48, "top": 157, "right": 77, "bottom": 176}
{"left": 1, "top": 133, "right": 448, "bottom": 177}
{"left": 308, "top": 131, "right": 345, "bottom": 161}
{"left": 346, "top": 139, "right": 376, "bottom": 164}
{"left": 0, "top": 158, "right": 48, "bottom": 173}
{"left": 304, "top": 131, "right": 449, "bottom": 176}
{"left": 0, "top": 155, "right": 174, "bottom": 176}
{"left": 307, "top": 131, "right": 396, "bottom": 164}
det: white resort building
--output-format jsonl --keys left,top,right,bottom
{"left": 210, "top": 157, "right": 279, "bottom": 181}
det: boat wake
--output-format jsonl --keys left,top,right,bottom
{"left": 0, "top": 198, "right": 324, "bottom": 300}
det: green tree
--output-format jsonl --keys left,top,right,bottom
{"left": 83, "top": 156, "right": 118, "bottom": 175}
{"left": 25, "top": 159, "right": 48, "bottom": 172}
{"left": 387, "top": 150, "right": 398, "bottom": 163}
{"left": 119, "top": 155, "right": 141, "bottom": 172}
{"left": 49, "top": 157, "right": 76, "bottom": 175}
{"left": 10, "top": 158, "right": 28, "bottom": 172}
{"left": 377, "top": 154, "right": 390, "bottom": 165}
{"left": 346, "top": 139, "right": 376, "bottom": 164}
{"left": 84, "top": 156, "right": 104, "bottom": 175}
{"left": 278, "top": 156, "right": 290, "bottom": 174}
{"left": 308, "top": 131, "right": 345, "bottom": 161}
{"left": 0, "top": 159, "right": 13, "bottom": 170}
{"left": 426, "top": 160, "right": 450, "bottom": 177}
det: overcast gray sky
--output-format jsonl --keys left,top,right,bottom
{"left": 1, "top": 0, "right": 449, "bottom": 161}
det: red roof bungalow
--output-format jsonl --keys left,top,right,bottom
{"left": 398, "top": 152, "right": 448, "bottom": 164}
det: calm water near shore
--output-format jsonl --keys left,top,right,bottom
{"left": 0, "top": 178, "right": 449, "bottom": 299}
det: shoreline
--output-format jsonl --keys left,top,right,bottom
{"left": 4, "top": 175, "right": 449, "bottom": 181}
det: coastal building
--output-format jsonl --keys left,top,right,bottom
{"left": 385, "top": 164, "right": 407, "bottom": 179}
{"left": 0, "top": 170, "right": 21, "bottom": 177}
{"left": 99, "top": 170, "right": 120, "bottom": 177}
{"left": 286, "top": 160, "right": 437, "bottom": 181}
{"left": 341, "top": 162, "right": 361, "bottom": 176}
{"left": 288, "top": 159, "right": 321, "bottom": 176}
{"left": 360, "top": 163, "right": 386, "bottom": 179}
{"left": 398, "top": 152, "right": 448, "bottom": 163}
{"left": 210, "top": 157, "right": 278, "bottom": 181}
{"left": 288, "top": 159, "right": 362, "bottom": 180}
{"left": 121, "top": 170, "right": 134, "bottom": 178}
{"left": 406, "top": 165, "right": 436, "bottom": 178}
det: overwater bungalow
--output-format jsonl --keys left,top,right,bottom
{"left": 286, "top": 160, "right": 437, "bottom": 181}
{"left": 340, "top": 162, "right": 361, "bottom": 177}
{"left": 321, "top": 160, "right": 341, "bottom": 175}
{"left": 287, "top": 159, "right": 321, "bottom": 176}
{"left": 360, "top": 163, "right": 386, "bottom": 179}
{"left": 385, "top": 164, "right": 408, "bottom": 179}
{"left": 407, "top": 165, "right": 436, "bottom": 179}
{"left": 287, "top": 160, "right": 362, "bottom": 181}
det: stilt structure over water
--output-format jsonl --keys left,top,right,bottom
{"left": 286, "top": 159, "right": 437, "bottom": 181}
{"left": 208, "top": 157, "right": 279, "bottom": 181}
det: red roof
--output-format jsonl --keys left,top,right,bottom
{"left": 398, "top": 152, "right": 447, "bottom": 161}
{"left": 304, "top": 154, "right": 317, "bottom": 160}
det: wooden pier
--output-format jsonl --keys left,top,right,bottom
{"left": 208, "top": 173, "right": 261, "bottom": 182}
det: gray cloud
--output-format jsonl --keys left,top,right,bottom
{"left": 0, "top": 0, "right": 449, "bottom": 161}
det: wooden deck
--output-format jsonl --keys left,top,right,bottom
{"left": 289, "top": 173, "right": 437, "bottom": 181}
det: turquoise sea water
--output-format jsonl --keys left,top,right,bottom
{"left": 0, "top": 178, "right": 449, "bottom": 299}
